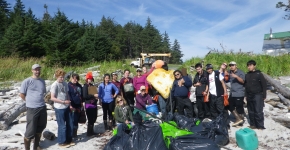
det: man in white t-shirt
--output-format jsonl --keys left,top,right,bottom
{"left": 206, "top": 64, "right": 227, "bottom": 119}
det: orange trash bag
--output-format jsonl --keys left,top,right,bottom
{"left": 224, "top": 94, "right": 229, "bottom": 106}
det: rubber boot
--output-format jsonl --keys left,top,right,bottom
{"left": 24, "top": 137, "right": 31, "bottom": 150}
{"left": 232, "top": 110, "right": 244, "bottom": 127}
{"left": 33, "top": 133, "right": 42, "bottom": 150}
{"left": 87, "top": 125, "right": 92, "bottom": 137}
{"left": 73, "top": 129, "right": 77, "bottom": 138}
{"left": 104, "top": 120, "right": 108, "bottom": 130}
{"left": 108, "top": 120, "right": 113, "bottom": 130}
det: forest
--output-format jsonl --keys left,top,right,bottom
{"left": 0, "top": 0, "right": 184, "bottom": 66}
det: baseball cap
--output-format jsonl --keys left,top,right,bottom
{"left": 111, "top": 72, "right": 117, "bottom": 76}
{"left": 229, "top": 61, "right": 237, "bottom": 65}
{"left": 136, "top": 68, "right": 142, "bottom": 72}
{"left": 206, "top": 64, "right": 213, "bottom": 70}
{"left": 140, "top": 85, "right": 146, "bottom": 91}
{"left": 32, "top": 64, "right": 41, "bottom": 70}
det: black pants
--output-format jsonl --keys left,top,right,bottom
{"left": 196, "top": 96, "right": 211, "bottom": 119}
{"left": 86, "top": 107, "right": 97, "bottom": 125}
{"left": 175, "top": 96, "right": 193, "bottom": 118}
{"left": 209, "top": 94, "right": 224, "bottom": 119}
{"left": 102, "top": 102, "right": 114, "bottom": 121}
{"left": 229, "top": 96, "right": 245, "bottom": 114}
{"left": 124, "top": 92, "right": 135, "bottom": 106}
{"left": 25, "top": 106, "right": 47, "bottom": 139}
{"left": 247, "top": 94, "right": 265, "bottom": 129}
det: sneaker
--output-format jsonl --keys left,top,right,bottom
{"left": 68, "top": 141, "right": 75, "bottom": 146}
{"left": 58, "top": 143, "right": 71, "bottom": 148}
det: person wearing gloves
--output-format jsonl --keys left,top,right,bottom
{"left": 98, "top": 74, "right": 119, "bottom": 130}
{"left": 114, "top": 95, "right": 134, "bottom": 126}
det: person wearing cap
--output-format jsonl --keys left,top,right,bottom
{"left": 50, "top": 69, "right": 74, "bottom": 148}
{"left": 67, "top": 73, "right": 83, "bottom": 137}
{"left": 172, "top": 70, "right": 194, "bottom": 118}
{"left": 206, "top": 64, "right": 228, "bottom": 120}
{"left": 82, "top": 71, "right": 99, "bottom": 136}
{"left": 133, "top": 68, "right": 149, "bottom": 95}
{"left": 20, "top": 64, "right": 47, "bottom": 150}
{"left": 244, "top": 60, "right": 267, "bottom": 130}
{"left": 120, "top": 69, "right": 135, "bottom": 107}
{"left": 228, "top": 61, "right": 246, "bottom": 127}
{"left": 193, "top": 63, "right": 210, "bottom": 120}
{"left": 135, "top": 85, "right": 153, "bottom": 110}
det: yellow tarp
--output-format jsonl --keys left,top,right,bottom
{"left": 147, "top": 68, "right": 174, "bottom": 99}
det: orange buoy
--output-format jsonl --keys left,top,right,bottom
{"left": 154, "top": 60, "right": 164, "bottom": 69}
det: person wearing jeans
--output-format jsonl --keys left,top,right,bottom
{"left": 50, "top": 69, "right": 73, "bottom": 148}
{"left": 68, "top": 73, "right": 83, "bottom": 137}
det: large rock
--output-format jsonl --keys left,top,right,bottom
{"left": 265, "top": 103, "right": 274, "bottom": 111}
{"left": 278, "top": 76, "right": 290, "bottom": 85}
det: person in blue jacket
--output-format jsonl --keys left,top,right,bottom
{"left": 172, "top": 70, "right": 193, "bottom": 118}
{"left": 98, "top": 74, "right": 119, "bottom": 130}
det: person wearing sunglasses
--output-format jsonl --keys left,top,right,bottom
{"left": 171, "top": 70, "right": 193, "bottom": 118}
{"left": 114, "top": 95, "right": 134, "bottom": 126}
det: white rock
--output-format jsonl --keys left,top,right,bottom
{"left": 47, "top": 110, "right": 55, "bottom": 117}
{"left": 265, "top": 103, "right": 274, "bottom": 111}
{"left": 52, "top": 116, "right": 57, "bottom": 121}
{"left": 285, "top": 113, "right": 290, "bottom": 119}
{"left": 19, "top": 116, "right": 27, "bottom": 123}
{"left": 47, "top": 116, "right": 53, "bottom": 121}
{"left": 46, "top": 104, "right": 53, "bottom": 110}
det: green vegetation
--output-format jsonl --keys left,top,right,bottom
{"left": 182, "top": 53, "right": 290, "bottom": 77}
{"left": 0, "top": 57, "right": 137, "bottom": 84}
{"left": 0, "top": 0, "right": 184, "bottom": 65}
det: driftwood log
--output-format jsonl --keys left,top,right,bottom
{"left": 0, "top": 101, "right": 26, "bottom": 130}
{"left": 277, "top": 93, "right": 290, "bottom": 108}
{"left": 262, "top": 73, "right": 290, "bottom": 99}
{"left": 272, "top": 116, "right": 290, "bottom": 128}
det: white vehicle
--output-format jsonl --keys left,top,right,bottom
{"left": 130, "top": 53, "right": 171, "bottom": 68}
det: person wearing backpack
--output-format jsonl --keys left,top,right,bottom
{"left": 120, "top": 69, "right": 135, "bottom": 107}
{"left": 98, "top": 74, "right": 119, "bottom": 130}
{"left": 68, "top": 74, "right": 83, "bottom": 137}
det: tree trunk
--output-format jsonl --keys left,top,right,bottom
{"left": 262, "top": 73, "right": 290, "bottom": 99}
{"left": 0, "top": 101, "right": 26, "bottom": 130}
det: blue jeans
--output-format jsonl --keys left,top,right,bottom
{"left": 158, "top": 95, "right": 166, "bottom": 115}
{"left": 69, "top": 111, "right": 80, "bottom": 131}
{"left": 55, "top": 107, "right": 72, "bottom": 144}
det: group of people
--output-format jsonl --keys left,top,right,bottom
{"left": 192, "top": 60, "right": 267, "bottom": 130}
{"left": 20, "top": 59, "right": 267, "bottom": 149}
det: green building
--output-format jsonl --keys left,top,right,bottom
{"left": 263, "top": 31, "right": 290, "bottom": 55}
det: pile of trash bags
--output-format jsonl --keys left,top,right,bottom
{"left": 104, "top": 112, "right": 229, "bottom": 150}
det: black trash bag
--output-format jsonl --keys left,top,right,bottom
{"left": 103, "top": 123, "right": 130, "bottom": 150}
{"left": 173, "top": 115, "right": 199, "bottom": 130}
{"left": 189, "top": 121, "right": 204, "bottom": 133}
{"left": 196, "top": 113, "right": 229, "bottom": 147}
{"left": 169, "top": 134, "right": 220, "bottom": 150}
{"left": 124, "top": 120, "right": 168, "bottom": 150}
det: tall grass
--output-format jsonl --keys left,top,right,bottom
{"left": 0, "top": 57, "right": 136, "bottom": 85}
{"left": 182, "top": 53, "right": 290, "bottom": 77}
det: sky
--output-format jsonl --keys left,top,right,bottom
{"left": 8, "top": 0, "right": 290, "bottom": 61}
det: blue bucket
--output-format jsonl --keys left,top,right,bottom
{"left": 146, "top": 104, "right": 159, "bottom": 115}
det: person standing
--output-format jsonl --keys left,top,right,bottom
{"left": 98, "top": 74, "right": 119, "bottom": 130}
{"left": 68, "top": 74, "right": 83, "bottom": 137}
{"left": 245, "top": 60, "right": 267, "bottom": 130}
{"left": 82, "top": 71, "right": 99, "bottom": 136}
{"left": 120, "top": 69, "right": 135, "bottom": 107}
{"left": 133, "top": 68, "right": 149, "bottom": 95}
{"left": 20, "top": 64, "right": 47, "bottom": 150}
{"left": 193, "top": 63, "right": 210, "bottom": 120}
{"left": 50, "top": 69, "right": 73, "bottom": 148}
{"left": 111, "top": 72, "right": 121, "bottom": 95}
{"left": 206, "top": 64, "right": 227, "bottom": 119}
{"left": 172, "top": 70, "right": 193, "bottom": 118}
{"left": 228, "top": 61, "right": 246, "bottom": 127}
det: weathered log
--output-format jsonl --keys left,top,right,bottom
{"left": 277, "top": 93, "right": 290, "bottom": 107}
{"left": 262, "top": 73, "right": 290, "bottom": 99}
{"left": 0, "top": 101, "right": 26, "bottom": 130}
{"left": 1, "top": 137, "right": 23, "bottom": 143}
{"left": 43, "top": 130, "right": 56, "bottom": 140}
{"left": 272, "top": 116, "right": 290, "bottom": 128}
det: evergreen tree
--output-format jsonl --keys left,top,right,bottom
{"left": 170, "top": 39, "right": 183, "bottom": 64}
{"left": 0, "top": 0, "right": 10, "bottom": 38}
{"left": 10, "top": 0, "right": 25, "bottom": 21}
{"left": 161, "top": 31, "right": 171, "bottom": 53}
